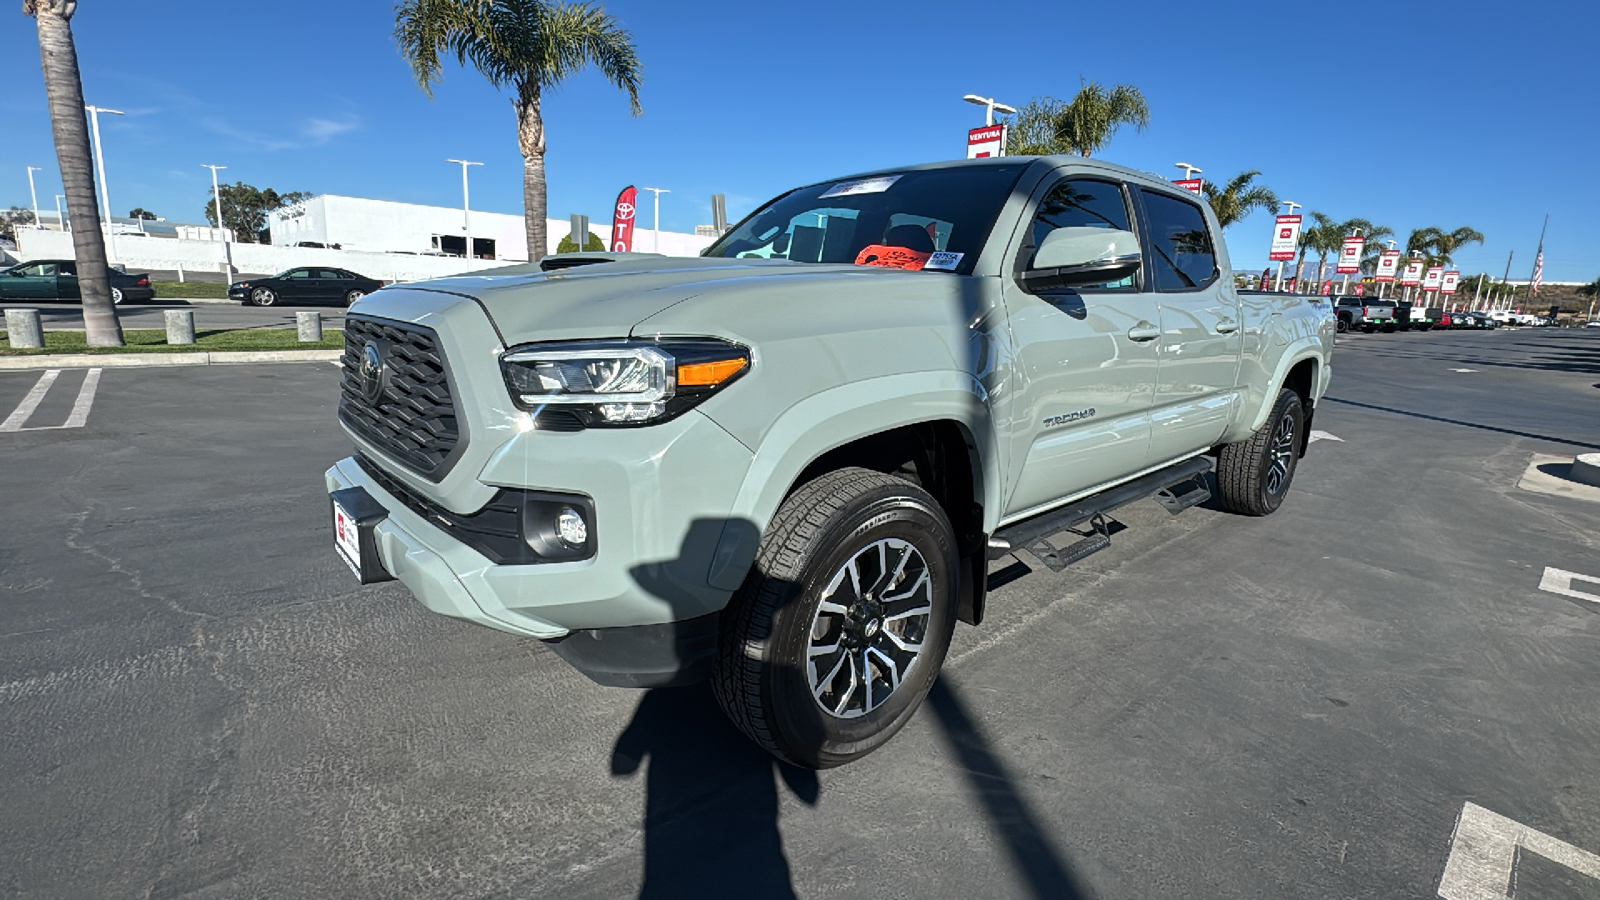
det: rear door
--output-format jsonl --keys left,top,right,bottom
{"left": 56, "top": 260, "right": 80, "bottom": 299}
{"left": 1135, "top": 187, "right": 1242, "bottom": 463}
{"left": 997, "top": 174, "right": 1160, "bottom": 520}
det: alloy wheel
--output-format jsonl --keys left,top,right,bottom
{"left": 807, "top": 537, "right": 933, "bottom": 719}
{"left": 1265, "top": 410, "right": 1297, "bottom": 496}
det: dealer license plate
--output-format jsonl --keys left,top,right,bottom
{"left": 333, "top": 500, "right": 362, "bottom": 576}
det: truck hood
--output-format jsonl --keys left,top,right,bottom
{"left": 404, "top": 256, "right": 939, "bottom": 342}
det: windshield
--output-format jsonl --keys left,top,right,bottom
{"left": 704, "top": 165, "right": 1028, "bottom": 276}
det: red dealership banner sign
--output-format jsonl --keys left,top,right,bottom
{"left": 610, "top": 185, "right": 638, "bottom": 252}
{"left": 1441, "top": 270, "right": 1460, "bottom": 295}
{"left": 1400, "top": 259, "right": 1424, "bottom": 286}
{"left": 1423, "top": 266, "right": 1444, "bottom": 292}
{"left": 1269, "top": 214, "right": 1302, "bottom": 261}
{"left": 1173, "top": 178, "right": 1203, "bottom": 195}
{"left": 1375, "top": 250, "right": 1402, "bottom": 282}
{"left": 966, "top": 125, "right": 1006, "bottom": 158}
{"left": 1336, "top": 235, "right": 1364, "bottom": 274}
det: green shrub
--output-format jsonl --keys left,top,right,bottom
{"left": 556, "top": 230, "right": 607, "bottom": 254}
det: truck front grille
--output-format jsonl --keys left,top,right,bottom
{"left": 339, "top": 316, "right": 463, "bottom": 478}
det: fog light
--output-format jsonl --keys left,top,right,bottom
{"left": 556, "top": 507, "right": 588, "bottom": 547}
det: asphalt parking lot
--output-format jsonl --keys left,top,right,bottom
{"left": 1, "top": 328, "right": 1597, "bottom": 899}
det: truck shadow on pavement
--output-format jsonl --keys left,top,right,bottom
{"left": 614, "top": 514, "right": 1090, "bottom": 900}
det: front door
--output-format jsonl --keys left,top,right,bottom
{"left": 998, "top": 175, "right": 1160, "bottom": 521}
{"left": 1134, "top": 188, "right": 1243, "bottom": 462}
{"left": 277, "top": 268, "right": 317, "bottom": 302}
{"left": 3, "top": 262, "right": 59, "bottom": 299}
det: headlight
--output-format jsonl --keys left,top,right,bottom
{"left": 500, "top": 338, "right": 750, "bottom": 427}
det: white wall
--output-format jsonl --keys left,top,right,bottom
{"left": 268, "top": 194, "right": 716, "bottom": 260}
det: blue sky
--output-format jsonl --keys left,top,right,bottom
{"left": 3, "top": 0, "right": 1597, "bottom": 281}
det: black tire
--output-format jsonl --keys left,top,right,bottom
{"left": 345, "top": 289, "right": 365, "bottom": 306}
{"left": 1335, "top": 317, "right": 1348, "bottom": 334}
{"left": 110, "top": 286, "right": 124, "bottom": 305}
{"left": 1216, "top": 388, "right": 1305, "bottom": 517}
{"left": 1417, "top": 323, "right": 1432, "bottom": 332}
{"left": 712, "top": 467, "right": 958, "bottom": 769}
{"left": 250, "top": 287, "right": 277, "bottom": 307}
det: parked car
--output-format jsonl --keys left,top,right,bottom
{"left": 228, "top": 267, "right": 384, "bottom": 307}
{"left": 325, "top": 155, "right": 1335, "bottom": 767}
{"left": 1457, "top": 312, "right": 1497, "bottom": 329}
{"left": 1332, "top": 296, "right": 1399, "bottom": 333}
{"left": 0, "top": 258, "right": 153, "bottom": 304}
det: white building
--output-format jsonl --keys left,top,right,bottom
{"left": 268, "top": 194, "right": 715, "bottom": 261}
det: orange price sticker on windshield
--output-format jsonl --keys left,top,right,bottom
{"left": 854, "top": 245, "right": 931, "bottom": 271}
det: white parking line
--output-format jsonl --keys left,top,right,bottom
{"left": 0, "top": 369, "right": 60, "bottom": 432}
{"left": 1438, "top": 802, "right": 1600, "bottom": 899}
{"left": 1308, "top": 430, "right": 1344, "bottom": 443}
{"left": 0, "top": 368, "right": 103, "bottom": 432}
{"left": 1539, "top": 567, "right": 1600, "bottom": 605}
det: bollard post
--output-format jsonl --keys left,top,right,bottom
{"left": 296, "top": 310, "right": 323, "bottom": 343}
{"left": 164, "top": 309, "right": 196, "bottom": 345}
{"left": 4, "top": 308, "right": 44, "bottom": 349}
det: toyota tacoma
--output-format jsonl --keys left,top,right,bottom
{"left": 326, "top": 156, "right": 1335, "bottom": 768}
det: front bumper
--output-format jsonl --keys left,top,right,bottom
{"left": 324, "top": 407, "right": 756, "bottom": 642}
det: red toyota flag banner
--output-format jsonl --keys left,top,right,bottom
{"left": 610, "top": 185, "right": 639, "bottom": 252}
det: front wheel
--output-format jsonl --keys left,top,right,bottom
{"left": 713, "top": 467, "right": 958, "bottom": 769}
{"left": 249, "top": 287, "right": 277, "bottom": 307}
{"left": 1216, "top": 388, "right": 1305, "bottom": 517}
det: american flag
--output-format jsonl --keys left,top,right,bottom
{"left": 1531, "top": 249, "right": 1544, "bottom": 297}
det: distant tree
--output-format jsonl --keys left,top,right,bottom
{"left": 24, "top": 0, "right": 122, "bottom": 346}
{"left": 556, "top": 230, "right": 606, "bottom": 253}
{"left": 1339, "top": 218, "right": 1393, "bottom": 272}
{"left": 1579, "top": 276, "right": 1600, "bottom": 300}
{"left": 395, "top": 0, "right": 643, "bottom": 263}
{"left": 1004, "top": 80, "right": 1149, "bottom": 157}
{"left": 1200, "top": 171, "right": 1276, "bottom": 228}
{"left": 1404, "top": 225, "right": 1483, "bottom": 268}
{"left": 128, "top": 207, "right": 157, "bottom": 220}
{"left": 202, "top": 182, "right": 310, "bottom": 244}
{"left": 1, "top": 206, "right": 38, "bottom": 242}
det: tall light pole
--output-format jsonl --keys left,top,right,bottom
{"left": 641, "top": 187, "right": 669, "bottom": 252}
{"left": 1275, "top": 200, "right": 1300, "bottom": 291}
{"left": 26, "top": 166, "right": 42, "bottom": 231}
{"left": 84, "top": 105, "right": 124, "bottom": 263}
{"left": 202, "top": 164, "right": 233, "bottom": 281}
{"left": 1382, "top": 239, "right": 1397, "bottom": 299}
{"left": 55, "top": 194, "right": 69, "bottom": 234}
{"left": 962, "top": 93, "right": 1016, "bottom": 126}
{"left": 445, "top": 159, "right": 482, "bottom": 259}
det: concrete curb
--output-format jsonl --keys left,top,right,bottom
{"left": 0, "top": 349, "right": 342, "bottom": 370}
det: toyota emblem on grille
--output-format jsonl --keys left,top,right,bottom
{"left": 359, "top": 341, "right": 385, "bottom": 403}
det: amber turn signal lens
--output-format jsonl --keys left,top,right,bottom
{"left": 677, "top": 358, "right": 747, "bottom": 386}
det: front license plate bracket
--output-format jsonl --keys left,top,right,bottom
{"left": 331, "top": 486, "right": 395, "bottom": 584}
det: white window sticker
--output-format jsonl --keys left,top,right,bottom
{"left": 924, "top": 251, "right": 964, "bottom": 271}
{"left": 818, "top": 175, "right": 902, "bottom": 199}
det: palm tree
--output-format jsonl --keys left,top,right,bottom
{"left": 24, "top": 0, "right": 122, "bottom": 346}
{"left": 1341, "top": 218, "right": 1393, "bottom": 272}
{"left": 395, "top": 0, "right": 642, "bottom": 263}
{"left": 1432, "top": 226, "right": 1486, "bottom": 267}
{"left": 1004, "top": 81, "right": 1149, "bottom": 157}
{"left": 1200, "top": 171, "right": 1277, "bottom": 228}
{"left": 1303, "top": 212, "right": 1343, "bottom": 284}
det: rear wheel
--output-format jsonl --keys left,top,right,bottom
{"left": 344, "top": 289, "right": 365, "bottom": 306}
{"left": 1335, "top": 317, "right": 1348, "bottom": 334}
{"left": 1216, "top": 388, "right": 1304, "bottom": 517}
{"left": 110, "top": 287, "right": 124, "bottom": 305}
{"left": 249, "top": 287, "right": 277, "bottom": 307}
{"left": 713, "top": 467, "right": 958, "bottom": 769}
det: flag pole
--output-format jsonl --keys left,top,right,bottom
{"left": 1528, "top": 213, "right": 1548, "bottom": 298}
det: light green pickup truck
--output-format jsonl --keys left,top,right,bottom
{"left": 326, "top": 156, "right": 1334, "bottom": 767}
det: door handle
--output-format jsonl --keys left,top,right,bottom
{"left": 1126, "top": 322, "right": 1161, "bottom": 342}
{"left": 1215, "top": 319, "right": 1239, "bottom": 334}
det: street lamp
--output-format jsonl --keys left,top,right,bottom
{"left": 641, "top": 187, "right": 669, "bottom": 253}
{"left": 962, "top": 93, "right": 1016, "bottom": 126}
{"left": 55, "top": 194, "right": 68, "bottom": 234}
{"left": 202, "top": 164, "right": 233, "bottom": 281}
{"left": 445, "top": 159, "right": 482, "bottom": 258}
{"left": 1174, "top": 162, "right": 1202, "bottom": 180}
{"left": 84, "top": 105, "right": 124, "bottom": 263}
{"left": 26, "top": 166, "right": 42, "bottom": 231}
{"left": 1275, "top": 200, "right": 1300, "bottom": 292}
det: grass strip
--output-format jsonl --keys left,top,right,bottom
{"left": 150, "top": 281, "right": 229, "bottom": 299}
{"left": 0, "top": 328, "right": 343, "bottom": 355}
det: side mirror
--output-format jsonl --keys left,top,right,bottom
{"left": 1024, "top": 226, "right": 1141, "bottom": 290}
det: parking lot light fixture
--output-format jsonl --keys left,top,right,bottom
{"left": 202, "top": 164, "right": 233, "bottom": 281}
{"left": 84, "top": 105, "right": 124, "bottom": 263}
{"left": 1175, "top": 162, "right": 1202, "bottom": 181}
{"left": 446, "top": 159, "right": 482, "bottom": 258}
{"left": 55, "top": 194, "right": 68, "bottom": 234}
{"left": 642, "top": 187, "right": 669, "bottom": 252}
{"left": 26, "top": 166, "right": 43, "bottom": 231}
{"left": 962, "top": 94, "right": 1016, "bottom": 127}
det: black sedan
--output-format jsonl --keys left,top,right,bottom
{"left": 228, "top": 267, "right": 384, "bottom": 307}
{"left": 0, "top": 259, "right": 154, "bottom": 304}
